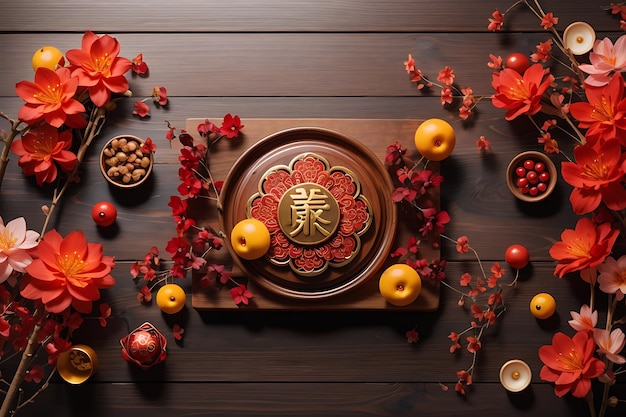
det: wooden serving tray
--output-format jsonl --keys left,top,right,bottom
{"left": 187, "top": 118, "right": 440, "bottom": 311}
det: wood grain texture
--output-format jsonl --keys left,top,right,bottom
{"left": 0, "top": 1, "right": 625, "bottom": 416}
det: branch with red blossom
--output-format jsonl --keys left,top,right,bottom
{"left": 0, "top": 30, "right": 161, "bottom": 416}
{"left": 132, "top": 114, "right": 251, "bottom": 309}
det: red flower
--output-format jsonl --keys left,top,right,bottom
{"left": 539, "top": 331, "right": 605, "bottom": 398}
{"left": 569, "top": 72, "right": 626, "bottom": 146}
{"left": 491, "top": 64, "right": 554, "bottom": 120}
{"left": 65, "top": 31, "right": 132, "bottom": 107}
{"left": 21, "top": 230, "right": 116, "bottom": 314}
{"left": 549, "top": 218, "right": 619, "bottom": 278}
{"left": 531, "top": 39, "right": 553, "bottom": 63}
{"left": 437, "top": 66, "right": 455, "bottom": 86}
{"left": 456, "top": 236, "right": 469, "bottom": 254}
{"left": 24, "top": 364, "right": 44, "bottom": 383}
{"left": 487, "top": 9, "right": 504, "bottom": 32}
{"left": 152, "top": 86, "right": 168, "bottom": 106}
{"left": 561, "top": 140, "right": 626, "bottom": 214}
{"left": 540, "top": 12, "right": 558, "bottom": 30}
{"left": 131, "top": 53, "right": 149, "bottom": 75}
{"left": 475, "top": 135, "right": 490, "bottom": 151}
{"left": 10, "top": 124, "right": 78, "bottom": 186}
{"left": 230, "top": 284, "right": 253, "bottom": 305}
{"left": 405, "top": 329, "right": 419, "bottom": 344}
{"left": 15, "top": 67, "right": 85, "bottom": 128}
{"left": 132, "top": 101, "right": 150, "bottom": 117}
{"left": 219, "top": 113, "right": 244, "bottom": 138}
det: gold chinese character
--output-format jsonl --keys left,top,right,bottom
{"left": 289, "top": 187, "right": 332, "bottom": 238}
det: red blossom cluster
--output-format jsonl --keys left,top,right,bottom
{"left": 132, "top": 114, "right": 250, "bottom": 307}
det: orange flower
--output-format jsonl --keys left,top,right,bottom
{"left": 20, "top": 230, "right": 115, "bottom": 314}
{"left": 15, "top": 67, "right": 85, "bottom": 128}
{"left": 539, "top": 331, "right": 605, "bottom": 398}
{"left": 491, "top": 63, "right": 554, "bottom": 120}
{"left": 569, "top": 72, "right": 626, "bottom": 146}
{"left": 561, "top": 139, "right": 626, "bottom": 215}
{"left": 10, "top": 124, "right": 78, "bottom": 186}
{"left": 66, "top": 31, "right": 132, "bottom": 107}
{"left": 549, "top": 218, "right": 619, "bottom": 278}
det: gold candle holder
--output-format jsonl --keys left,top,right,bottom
{"left": 56, "top": 344, "right": 99, "bottom": 384}
{"left": 499, "top": 359, "right": 532, "bottom": 392}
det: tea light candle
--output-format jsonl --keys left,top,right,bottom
{"left": 563, "top": 22, "right": 596, "bottom": 55}
{"left": 56, "top": 344, "right": 99, "bottom": 384}
{"left": 499, "top": 359, "right": 532, "bottom": 392}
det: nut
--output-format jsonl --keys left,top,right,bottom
{"left": 102, "top": 136, "right": 152, "bottom": 186}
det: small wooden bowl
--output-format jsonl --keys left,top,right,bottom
{"left": 56, "top": 344, "right": 99, "bottom": 384}
{"left": 506, "top": 151, "right": 557, "bottom": 202}
{"left": 499, "top": 359, "right": 532, "bottom": 392}
{"left": 100, "top": 134, "right": 153, "bottom": 188}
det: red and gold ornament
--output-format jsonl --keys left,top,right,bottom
{"left": 120, "top": 322, "right": 167, "bottom": 369}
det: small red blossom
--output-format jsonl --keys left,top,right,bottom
{"left": 540, "top": 12, "right": 558, "bottom": 29}
{"left": 219, "top": 113, "right": 244, "bottom": 138}
{"left": 230, "top": 283, "right": 253, "bottom": 305}
{"left": 488, "top": 292, "right": 502, "bottom": 306}
{"left": 466, "top": 336, "right": 482, "bottom": 353}
{"left": 137, "top": 285, "right": 152, "bottom": 303}
{"left": 24, "top": 364, "right": 44, "bottom": 383}
{"left": 538, "top": 132, "right": 560, "bottom": 154}
{"left": 488, "top": 9, "right": 504, "bottom": 32}
{"left": 437, "top": 66, "right": 455, "bottom": 86}
{"left": 531, "top": 39, "right": 553, "bottom": 63}
{"left": 141, "top": 137, "right": 157, "bottom": 154}
{"left": 99, "top": 302, "right": 111, "bottom": 327}
{"left": 132, "top": 101, "right": 150, "bottom": 117}
{"left": 487, "top": 54, "right": 503, "bottom": 69}
{"left": 455, "top": 370, "right": 472, "bottom": 395}
{"left": 131, "top": 53, "right": 149, "bottom": 75}
{"left": 173, "top": 324, "right": 185, "bottom": 341}
{"left": 152, "top": 86, "right": 168, "bottom": 106}
{"left": 460, "top": 272, "right": 472, "bottom": 287}
{"left": 456, "top": 236, "right": 469, "bottom": 254}
{"left": 440, "top": 86, "right": 453, "bottom": 106}
{"left": 405, "top": 328, "right": 419, "bottom": 344}
{"left": 476, "top": 135, "right": 490, "bottom": 151}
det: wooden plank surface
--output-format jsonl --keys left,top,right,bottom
{"left": 0, "top": 1, "right": 624, "bottom": 416}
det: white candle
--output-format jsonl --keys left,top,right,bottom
{"left": 563, "top": 22, "right": 596, "bottom": 55}
{"left": 499, "top": 359, "right": 532, "bottom": 392}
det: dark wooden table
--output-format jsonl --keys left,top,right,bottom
{"left": 1, "top": 1, "right": 624, "bottom": 416}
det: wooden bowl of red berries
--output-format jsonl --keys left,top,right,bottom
{"left": 506, "top": 151, "right": 557, "bottom": 202}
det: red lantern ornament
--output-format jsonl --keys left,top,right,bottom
{"left": 120, "top": 322, "right": 167, "bottom": 369}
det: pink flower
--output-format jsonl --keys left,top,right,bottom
{"left": 579, "top": 35, "right": 626, "bottom": 86}
{"left": 230, "top": 284, "right": 252, "bottom": 305}
{"left": 132, "top": 101, "right": 150, "bottom": 117}
{"left": 568, "top": 304, "right": 598, "bottom": 332}
{"left": 593, "top": 328, "right": 626, "bottom": 364}
{"left": 405, "top": 329, "right": 419, "bottom": 344}
{"left": 0, "top": 217, "right": 40, "bottom": 283}
{"left": 598, "top": 255, "right": 626, "bottom": 300}
{"left": 539, "top": 331, "right": 605, "bottom": 398}
{"left": 455, "top": 236, "right": 469, "bottom": 254}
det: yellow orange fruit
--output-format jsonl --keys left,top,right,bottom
{"left": 414, "top": 118, "right": 456, "bottom": 161}
{"left": 230, "top": 218, "right": 271, "bottom": 260}
{"left": 379, "top": 264, "right": 422, "bottom": 306}
{"left": 156, "top": 283, "right": 187, "bottom": 314}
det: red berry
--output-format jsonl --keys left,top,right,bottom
{"left": 526, "top": 171, "right": 539, "bottom": 184}
{"left": 516, "top": 167, "right": 526, "bottom": 177}
{"left": 539, "top": 171, "right": 550, "bottom": 182}
{"left": 519, "top": 185, "right": 530, "bottom": 194}
{"left": 529, "top": 186, "right": 539, "bottom": 196}
{"left": 505, "top": 53, "right": 531, "bottom": 74}
{"left": 523, "top": 159, "right": 535, "bottom": 170}
{"left": 516, "top": 177, "right": 529, "bottom": 187}
{"left": 534, "top": 162, "right": 545, "bottom": 173}
{"left": 537, "top": 182, "right": 547, "bottom": 192}
{"left": 505, "top": 244, "right": 530, "bottom": 269}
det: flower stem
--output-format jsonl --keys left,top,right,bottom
{"left": 0, "top": 305, "right": 45, "bottom": 417}
{"left": 0, "top": 114, "right": 28, "bottom": 192}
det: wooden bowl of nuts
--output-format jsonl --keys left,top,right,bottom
{"left": 100, "top": 135, "right": 153, "bottom": 188}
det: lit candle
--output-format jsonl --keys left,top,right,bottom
{"left": 563, "top": 22, "right": 596, "bottom": 55}
{"left": 499, "top": 359, "right": 532, "bottom": 392}
{"left": 56, "top": 344, "right": 99, "bottom": 384}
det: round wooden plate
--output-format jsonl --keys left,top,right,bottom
{"left": 218, "top": 127, "right": 397, "bottom": 301}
